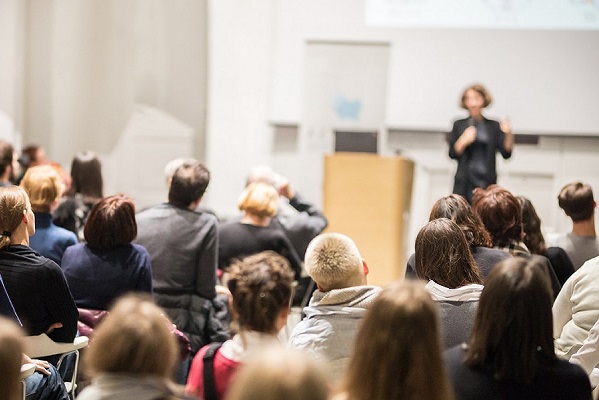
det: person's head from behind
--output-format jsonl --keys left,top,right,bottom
{"left": 227, "top": 251, "right": 295, "bottom": 334}
{"left": 304, "top": 232, "right": 367, "bottom": 292}
{"left": 84, "top": 294, "right": 177, "bottom": 379}
{"left": 517, "top": 196, "right": 546, "bottom": 255}
{"left": 225, "top": 346, "right": 329, "bottom": 400}
{"left": 0, "top": 186, "right": 34, "bottom": 249}
{"left": 429, "top": 194, "right": 492, "bottom": 248}
{"left": 164, "top": 157, "right": 198, "bottom": 186}
{"left": 0, "top": 140, "right": 18, "bottom": 183}
{"left": 168, "top": 161, "right": 210, "bottom": 209}
{"left": 415, "top": 218, "right": 481, "bottom": 288}
{"left": 22, "top": 144, "right": 46, "bottom": 167}
{"left": 237, "top": 182, "right": 279, "bottom": 219}
{"left": 0, "top": 317, "right": 25, "bottom": 400}
{"left": 83, "top": 194, "right": 137, "bottom": 250}
{"left": 345, "top": 281, "right": 453, "bottom": 400}
{"left": 558, "top": 182, "right": 595, "bottom": 223}
{"left": 465, "top": 256, "right": 554, "bottom": 383}
{"left": 69, "top": 151, "right": 103, "bottom": 201}
{"left": 20, "top": 165, "right": 64, "bottom": 213}
{"left": 471, "top": 185, "right": 522, "bottom": 247}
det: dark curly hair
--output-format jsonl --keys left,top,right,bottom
{"left": 227, "top": 251, "right": 295, "bottom": 334}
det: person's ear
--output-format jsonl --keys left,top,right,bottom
{"left": 362, "top": 260, "right": 369, "bottom": 276}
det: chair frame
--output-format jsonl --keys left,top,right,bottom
{"left": 22, "top": 334, "right": 89, "bottom": 399}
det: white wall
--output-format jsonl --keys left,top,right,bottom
{"left": 0, "top": 0, "right": 25, "bottom": 145}
{"left": 20, "top": 0, "right": 208, "bottom": 197}
{"left": 204, "top": 0, "right": 278, "bottom": 216}
{"left": 270, "top": 0, "right": 599, "bottom": 135}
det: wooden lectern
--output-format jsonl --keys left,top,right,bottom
{"left": 323, "top": 153, "right": 415, "bottom": 287}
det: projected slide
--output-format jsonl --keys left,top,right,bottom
{"left": 365, "top": 0, "right": 599, "bottom": 30}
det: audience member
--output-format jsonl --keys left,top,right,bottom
{"left": 218, "top": 182, "right": 302, "bottom": 279}
{"left": 518, "top": 195, "right": 575, "bottom": 285}
{"left": 186, "top": 251, "right": 295, "bottom": 400}
{"left": 553, "top": 255, "right": 599, "bottom": 359}
{"left": 570, "top": 317, "right": 599, "bottom": 387}
{"left": 163, "top": 157, "right": 217, "bottom": 217}
{"left": 0, "top": 291, "right": 69, "bottom": 400}
{"left": 547, "top": 182, "right": 599, "bottom": 270}
{"left": 246, "top": 166, "right": 328, "bottom": 258}
{"left": 53, "top": 151, "right": 103, "bottom": 240}
{"left": 20, "top": 165, "right": 77, "bottom": 265}
{"left": 0, "top": 186, "right": 78, "bottom": 344}
{"left": 0, "top": 140, "right": 20, "bottom": 186}
{"left": 445, "top": 257, "right": 591, "bottom": 399}
{"left": 136, "top": 161, "right": 227, "bottom": 356}
{"left": 0, "top": 316, "right": 26, "bottom": 400}
{"left": 21, "top": 144, "right": 48, "bottom": 168}
{"left": 406, "top": 194, "right": 510, "bottom": 280}
{"left": 60, "top": 194, "right": 153, "bottom": 310}
{"left": 77, "top": 295, "right": 187, "bottom": 400}
{"left": 225, "top": 346, "right": 329, "bottom": 400}
{"left": 335, "top": 280, "right": 454, "bottom": 400}
{"left": 471, "top": 185, "right": 561, "bottom": 296}
{"left": 415, "top": 218, "right": 483, "bottom": 349}
{"left": 288, "top": 233, "right": 381, "bottom": 381}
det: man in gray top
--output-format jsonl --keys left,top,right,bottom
{"left": 288, "top": 232, "right": 381, "bottom": 381}
{"left": 136, "top": 161, "right": 227, "bottom": 354}
{"left": 547, "top": 182, "right": 599, "bottom": 270}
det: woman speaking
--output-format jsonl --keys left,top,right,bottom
{"left": 448, "top": 84, "right": 514, "bottom": 203}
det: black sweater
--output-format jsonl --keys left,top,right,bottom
{"left": 0, "top": 245, "right": 78, "bottom": 343}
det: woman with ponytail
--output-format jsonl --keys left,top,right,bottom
{"left": 0, "top": 186, "right": 78, "bottom": 344}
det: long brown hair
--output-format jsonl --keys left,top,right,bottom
{"left": 415, "top": 218, "right": 482, "bottom": 288}
{"left": 344, "top": 281, "right": 454, "bottom": 400}
{"left": 429, "top": 194, "right": 492, "bottom": 248}
{"left": 465, "top": 257, "right": 555, "bottom": 383}
{"left": 518, "top": 196, "right": 547, "bottom": 255}
{"left": 68, "top": 151, "right": 103, "bottom": 204}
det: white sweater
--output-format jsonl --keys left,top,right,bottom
{"left": 553, "top": 255, "right": 599, "bottom": 357}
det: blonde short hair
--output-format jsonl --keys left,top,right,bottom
{"left": 0, "top": 317, "right": 25, "bottom": 400}
{"left": 225, "top": 346, "right": 329, "bottom": 400}
{"left": 237, "top": 182, "right": 279, "bottom": 218}
{"left": 84, "top": 295, "right": 178, "bottom": 378}
{"left": 20, "top": 165, "right": 63, "bottom": 212}
{"left": 304, "top": 233, "right": 363, "bottom": 291}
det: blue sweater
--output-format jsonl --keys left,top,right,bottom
{"left": 61, "top": 243, "right": 153, "bottom": 310}
{"left": 29, "top": 212, "right": 78, "bottom": 266}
